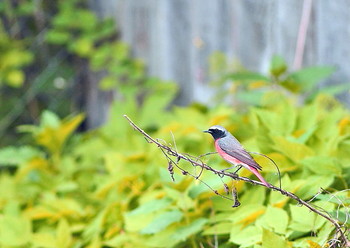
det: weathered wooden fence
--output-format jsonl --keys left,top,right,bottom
{"left": 89, "top": 0, "right": 350, "bottom": 111}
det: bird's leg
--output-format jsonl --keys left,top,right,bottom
{"left": 233, "top": 165, "right": 243, "bottom": 174}
{"left": 219, "top": 165, "right": 243, "bottom": 177}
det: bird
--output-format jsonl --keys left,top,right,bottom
{"left": 203, "top": 125, "right": 270, "bottom": 187}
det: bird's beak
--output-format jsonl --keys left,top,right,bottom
{"left": 203, "top": 130, "right": 209, "bottom": 133}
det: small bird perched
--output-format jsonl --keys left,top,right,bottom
{"left": 204, "top": 125, "right": 270, "bottom": 187}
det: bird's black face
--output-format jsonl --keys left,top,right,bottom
{"left": 203, "top": 126, "right": 227, "bottom": 140}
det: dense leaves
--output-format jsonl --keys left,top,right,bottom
{"left": 0, "top": 85, "right": 349, "bottom": 247}
{"left": 209, "top": 53, "right": 349, "bottom": 106}
{"left": 0, "top": 2, "right": 349, "bottom": 247}
{"left": 0, "top": 0, "right": 152, "bottom": 147}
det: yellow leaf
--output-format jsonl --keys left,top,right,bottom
{"left": 94, "top": 180, "right": 118, "bottom": 198}
{"left": 15, "top": 157, "right": 49, "bottom": 181}
{"left": 59, "top": 113, "right": 85, "bottom": 144}
{"left": 125, "top": 152, "right": 147, "bottom": 162}
{"left": 307, "top": 240, "right": 322, "bottom": 248}
{"left": 56, "top": 218, "right": 72, "bottom": 248}
{"left": 159, "top": 122, "right": 181, "bottom": 133}
{"left": 238, "top": 209, "right": 265, "bottom": 227}
{"left": 210, "top": 114, "right": 230, "bottom": 126}
{"left": 292, "top": 129, "right": 305, "bottom": 138}
{"left": 35, "top": 113, "right": 85, "bottom": 154}
{"left": 86, "top": 237, "right": 102, "bottom": 248}
{"left": 249, "top": 80, "right": 267, "bottom": 89}
{"left": 181, "top": 126, "right": 197, "bottom": 135}
{"left": 6, "top": 70, "right": 24, "bottom": 87}
{"left": 272, "top": 199, "right": 289, "bottom": 208}
{"left": 338, "top": 117, "right": 350, "bottom": 135}
{"left": 25, "top": 206, "right": 57, "bottom": 220}
{"left": 253, "top": 152, "right": 296, "bottom": 173}
{"left": 36, "top": 127, "right": 60, "bottom": 153}
{"left": 104, "top": 225, "right": 121, "bottom": 239}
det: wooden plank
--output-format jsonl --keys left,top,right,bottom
{"left": 90, "top": 0, "right": 350, "bottom": 108}
{"left": 315, "top": 1, "right": 350, "bottom": 104}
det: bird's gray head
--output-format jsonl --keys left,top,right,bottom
{"left": 203, "top": 125, "right": 228, "bottom": 140}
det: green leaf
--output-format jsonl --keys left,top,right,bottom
{"left": 140, "top": 81, "right": 177, "bottom": 126}
{"left": 36, "top": 113, "right": 85, "bottom": 154}
{"left": 270, "top": 55, "right": 287, "bottom": 77}
{"left": 164, "top": 187, "right": 195, "bottom": 211}
{"left": 74, "top": 10, "right": 98, "bottom": 30}
{"left": 257, "top": 207, "right": 289, "bottom": 234}
{"left": 308, "top": 83, "right": 350, "bottom": 100}
{"left": 236, "top": 90, "right": 265, "bottom": 105}
{"left": 32, "top": 232, "right": 56, "bottom": 247}
{"left": 45, "top": 30, "right": 71, "bottom": 44}
{"left": 211, "top": 195, "right": 237, "bottom": 211}
{"left": 5, "top": 69, "right": 24, "bottom": 87}
{"left": 41, "top": 110, "right": 61, "bottom": 128}
{"left": 56, "top": 181, "right": 79, "bottom": 193}
{"left": 0, "top": 215, "right": 31, "bottom": 246}
{"left": 329, "top": 210, "right": 349, "bottom": 224}
{"left": 300, "top": 156, "right": 342, "bottom": 176}
{"left": 126, "top": 198, "right": 172, "bottom": 216}
{"left": 254, "top": 102, "right": 296, "bottom": 136}
{"left": 104, "top": 233, "right": 143, "bottom": 247}
{"left": 171, "top": 218, "right": 207, "bottom": 241}
{"left": 272, "top": 136, "right": 314, "bottom": 162}
{"left": 230, "top": 224, "right": 262, "bottom": 246}
{"left": 202, "top": 222, "right": 232, "bottom": 235}
{"left": 240, "top": 186, "right": 266, "bottom": 205}
{"left": 262, "top": 228, "right": 290, "bottom": 248}
{"left": 99, "top": 75, "right": 116, "bottom": 90}
{"left": 226, "top": 72, "right": 269, "bottom": 82}
{"left": 56, "top": 219, "right": 72, "bottom": 248}
{"left": 140, "top": 210, "right": 183, "bottom": 234}
{"left": 0, "top": 146, "right": 44, "bottom": 166}
{"left": 287, "top": 126, "right": 317, "bottom": 144}
{"left": 289, "top": 205, "right": 327, "bottom": 233}
{"left": 295, "top": 176, "right": 334, "bottom": 199}
{"left": 286, "top": 66, "right": 335, "bottom": 91}
{"left": 69, "top": 38, "right": 93, "bottom": 57}
{"left": 297, "top": 101, "right": 319, "bottom": 130}
{"left": 315, "top": 194, "right": 350, "bottom": 205}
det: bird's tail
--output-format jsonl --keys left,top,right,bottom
{"left": 249, "top": 167, "right": 270, "bottom": 187}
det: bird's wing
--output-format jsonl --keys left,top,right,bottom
{"left": 218, "top": 139, "right": 262, "bottom": 170}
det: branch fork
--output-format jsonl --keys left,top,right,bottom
{"left": 123, "top": 115, "right": 349, "bottom": 247}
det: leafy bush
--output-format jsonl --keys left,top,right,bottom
{"left": 209, "top": 53, "right": 350, "bottom": 107}
{"left": 0, "top": 2, "right": 349, "bottom": 247}
{"left": 0, "top": 80, "right": 349, "bottom": 247}
{"left": 0, "top": 0, "right": 151, "bottom": 147}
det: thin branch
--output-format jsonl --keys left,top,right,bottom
{"left": 123, "top": 115, "right": 349, "bottom": 248}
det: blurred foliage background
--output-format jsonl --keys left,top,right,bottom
{"left": 0, "top": 1, "right": 349, "bottom": 248}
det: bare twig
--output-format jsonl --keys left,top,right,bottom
{"left": 123, "top": 115, "right": 349, "bottom": 247}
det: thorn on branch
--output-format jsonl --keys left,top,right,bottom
{"left": 144, "top": 137, "right": 152, "bottom": 143}
{"left": 168, "top": 161, "right": 175, "bottom": 182}
{"left": 224, "top": 183, "right": 229, "bottom": 194}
